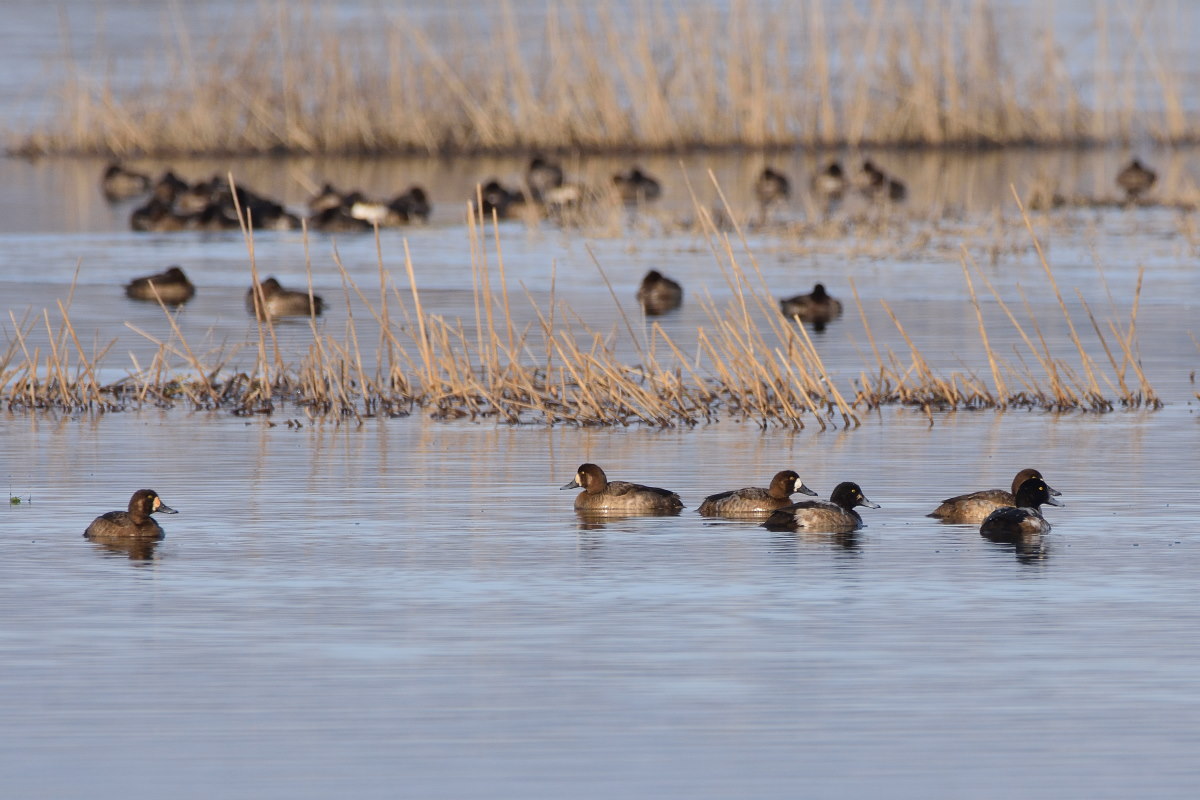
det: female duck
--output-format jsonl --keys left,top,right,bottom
{"left": 699, "top": 470, "right": 817, "bottom": 519}
{"left": 85, "top": 490, "right": 178, "bottom": 540}
{"left": 979, "top": 477, "right": 1063, "bottom": 537}
{"left": 125, "top": 266, "right": 195, "bottom": 305}
{"left": 561, "top": 463, "right": 683, "bottom": 515}
{"left": 763, "top": 481, "right": 879, "bottom": 533}
{"left": 246, "top": 277, "right": 325, "bottom": 319}
{"left": 928, "top": 468, "right": 1060, "bottom": 525}
{"left": 636, "top": 270, "right": 683, "bottom": 315}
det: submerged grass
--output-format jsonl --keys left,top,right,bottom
{"left": 0, "top": 185, "right": 1163, "bottom": 425}
{"left": 10, "top": 0, "right": 1198, "bottom": 157}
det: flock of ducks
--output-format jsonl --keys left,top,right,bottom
{"left": 559, "top": 464, "right": 1063, "bottom": 539}
{"left": 103, "top": 154, "right": 1159, "bottom": 234}
{"left": 84, "top": 466, "right": 1061, "bottom": 549}
{"left": 101, "top": 156, "right": 666, "bottom": 232}
{"left": 120, "top": 260, "right": 833, "bottom": 328}
{"left": 123, "top": 266, "right": 324, "bottom": 320}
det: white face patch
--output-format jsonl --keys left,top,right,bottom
{"left": 152, "top": 496, "right": 161, "bottom": 510}
{"left": 576, "top": 471, "right": 584, "bottom": 485}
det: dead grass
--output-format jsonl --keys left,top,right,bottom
{"left": 10, "top": 0, "right": 1198, "bottom": 157}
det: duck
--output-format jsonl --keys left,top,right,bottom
{"left": 928, "top": 467, "right": 1060, "bottom": 525}
{"left": 84, "top": 489, "right": 177, "bottom": 540}
{"left": 100, "top": 163, "right": 151, "bottom": 201}
{"left": 762, "top": 481, "right": 879, "bottom": 533}
{"left": 1116, "top": 158, "right": 1157, "bottom": 201}
{"left": 754, "top": 167, "right": 791, "bottom": 212}
{"left": 636, "top": 270, "right": 683, "bottom": 315}
{"left": 979, "top": 476, "right": 1063, "bottom": 537}
{"left": 854, "top": 159, "right": 887, "bottom": 194}
{"left": 779, "top": 283, "right": 844, "bottom": 330}
{"left": 810, "top": 161, "right": 847, "bottom": 201}
{"left": 855, "top": 159, "right": 907, "bottom": 202}
{"left": 612, "top": 166, "right": 662, "bottom": 204}
{"left": 560, "top": 463, "right": 683, "bottom": 515}
{"left": 525, "top": 155, "right": 566, "bottom": 202}
{"left": 390, "top": 186, "right": 431, "bottom": 223}
{"left": 129, "top": 197, "right": 189, "bottom": 232}
{"left": 124, "top": 266, "right": 196, "bottom": 305}
{"left": 699, "top": 470, "right": 818, "bottom": 518}
{"left": 477, "top": 179, "right": 529, "bottom": 220}
{"left": 246, "top": 277, "right": 325, "bottom": 319}
{"left": 308, "top": 182, "right": 347, "bottom": 215}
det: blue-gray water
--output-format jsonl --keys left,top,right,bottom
{"left": 3, "top": 2, "right": 1200, "bottom": 798}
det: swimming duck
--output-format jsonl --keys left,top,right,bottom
{"left": 561, "top": 463, "right": 683, "bottom": 515}
{"left": 124, "top": 266, "right": 196, "bottom": 305}
{"left": 636, "top": 270, "right": 683, "bottom": 315}
{"left": 308, "top": 182, "right": 347, "bottom": 215}
{"left": 129, "top": 197, "right": 189, "bottom": 232}
{"left": 612, "top": 167, "right": 662, "bottom": 204}
{"left": 84, "top": 489, "right": 177, "bottom": 540}
{"left": 1116, "top": 158, "right": 1157, "bottom": 201}
{"left": 754, "top": 167, "right": 791, "bottom": 211}
{"left": 763, "top": 481, "right": 879, "bottom": 533}
{"left": 779, "top": 283, "right": 844, "bottom": 329}
{"left": 390, "top": 186, "right": 431, "bottom": 223}
{"left": 477, "top": 179, "right": 529, "bottom": 220}
{"left": 928, "top": 467, "right": 1060, "bottom": 525}
{"left": 979, "top": 476, "right": 1063, "bottom": 537}
{"left": 525, "top": 156, "right": 566, "bottom": 201}
{"left": 100, "top": 163, "right": 152, "bottom": 201}
{"left": 699, "top": 470, "right": 818, "bottom": 518}
{"left": 810, "top": 161, "right": 847, "bottom": 201}
{"left": 246, "top": 277, "right": 325, "bottom": 319}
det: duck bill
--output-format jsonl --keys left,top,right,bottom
{"left": 559, "top": 480, "right": 581, "bottom": 491}
{"left": 797, "top": 483, "right": 819, "bottom": 497}
{"left": 155, "top": 503, "right": 179, "bottom": 515}
{"left": 1044, "top": 497, "right": 1065, "bottom": 508}
{"left": 1047, "top": 484, "right": 1062, "bottom": 497}
{"left": 860, "top": 497, "right": 882, "bottom": 509}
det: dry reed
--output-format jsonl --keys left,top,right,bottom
{"left": 10, "top": 0, "right": 1197, "bottom": 157}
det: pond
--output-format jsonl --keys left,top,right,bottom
{"left": 3, "top": 4, "right": 1200, "bottom": 797}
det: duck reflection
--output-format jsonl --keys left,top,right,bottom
{"left": 573, "top": 508, "right": 681, "bottom": 532}
{"left": 981, "top": 529, "right": 1049, "bottom": 564}
{"left": 767, "top": 530, "right": 862, "bottom": 560}
{"left": 86, "top": 535, "right": 162, "bottom": 562}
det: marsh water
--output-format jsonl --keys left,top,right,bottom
{"left": 4, "top": 4, "right": 1200, "bottom": 800}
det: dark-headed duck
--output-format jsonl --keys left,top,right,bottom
{"left": 979, "top": 477, "right": 1063, "bottom": 537}
{"left": 779, "top": 283, "right": 843, "bottom": 329}
{"left": 763, "top": 481, "right": 879, "bottom": 533}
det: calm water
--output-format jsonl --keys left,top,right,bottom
{"left": 4, "top": 3, "right": 1200, "bottom": 799}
